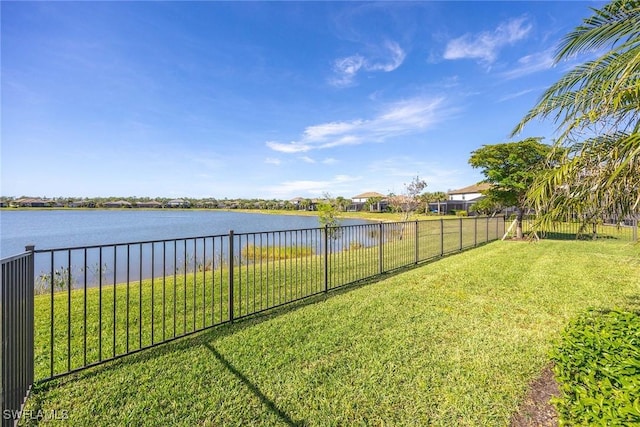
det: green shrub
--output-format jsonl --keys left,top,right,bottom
{"left": 550, "top": 310, "right": 640, "bottom": 425}
{"left": 455, "top": 210, "right": 468, "bottom": 217}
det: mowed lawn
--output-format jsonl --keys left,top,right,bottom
{"left": 22, "top": 239, "right": 640, "bottom": 426}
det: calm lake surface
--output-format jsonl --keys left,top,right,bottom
{"left": 0, "top": 209, "right": 369, "bottom": 258}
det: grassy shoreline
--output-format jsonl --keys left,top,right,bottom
{"left": 0, "top": 206, "right": 454, "bottom": 222}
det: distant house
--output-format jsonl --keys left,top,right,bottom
{"left": 448, "top": 183, "right": 490, "bottom": 202}
{"left": 166, "top": 199, "right": 190, "bottom": 208}
{"left": 69, "top": 200, "right": 96, "bottom": 208}
{"left": 198, "top": 199, "right": 218, "bottom": 209}
{"left": 136, "top": 201, "right": 163, "bottom": 209}
{"left": 290, "top": 197, "right": 303, "bottom": 209}
{"left": 349, "top": 192, "right": 387, "bottom": 212}
{"left": 103, "top": 200, "right": 132, "bottom": 208}
{"left": 290, "top": 197, "right": 316, "bottom": 211}
{"left": 12, "top": 198, "right": 52, "bottom": 208}
{"left": 436, "top": 183, "right": 491, "bottom": 214}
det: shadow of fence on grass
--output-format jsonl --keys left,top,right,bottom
{"left": 203, "top": 342, "right": 304, "bottom": 427}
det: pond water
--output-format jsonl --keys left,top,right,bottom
{"left": 0, "top": 209, "right": 369, "bottom": 258}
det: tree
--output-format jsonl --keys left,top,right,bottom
{"left": 513, "top": 0, "right": 640, "bottom": 228}
{"left": 334, "top": 196, "right": 350, "bottom": 212}
{"left": 469, "top": 138, "right": 555, "bottom": 239}
{"left": 421, "top": 191, "right": 448, "bottom": 215}
{"left": 317, "top": 193, "right": 341, "bottom": 239}
{"left": 470, "top": 194, "right": 505, "bottom": 216}
{"left": 387, "top": 176, "right": 428, "bottom": 240}
{"left": 387, "top": 176, "right": 428, "bottom": 221}
{"left": 300, "top": 198, "right": 312, "bottom": 211}
{"left": 365, "top": 196, "right": 384, "bottom": 212}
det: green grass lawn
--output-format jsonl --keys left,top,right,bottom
{"left": 22, "top": 239, "right": 640, "bottom": 426}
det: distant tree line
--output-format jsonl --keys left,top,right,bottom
{"left": 0, "top": 193, "right": 457, "bottom": 216}
{"left": 1, "top": 196, "right": 308, "bottom": 210}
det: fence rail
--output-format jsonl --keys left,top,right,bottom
{"left": 521, "top": 215, "right": 638, "bottom": 241}
{"left": 1, "top": 250, "right": 34, "bottom": 427}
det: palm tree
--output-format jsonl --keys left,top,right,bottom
{"left": 513, "top": 0, "right": 640, "bottom": 228}
{"left": 334, "top": 196, "right": 350, "bottom": 212}
{"left": 425, "top": 191, "right": 448, "bottom": 215}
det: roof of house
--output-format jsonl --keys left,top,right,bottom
{"left": 15, "top": 197, "right": 49, "bottom": 203}
{"left": 447, "top": 183, "right": 491, "bottom": 195}
{"left": 352, "top": 191, "right": 386, "bottom": 199}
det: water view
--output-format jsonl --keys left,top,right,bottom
{"left": 0, "top": 209, "right": 369, "bottom": 258}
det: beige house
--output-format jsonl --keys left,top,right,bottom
{"left": 136, "top": 201, "right": 163, "bottom": 209}
{"left": 447, "top": 183, "right": 491, "bottom": 202}
{"left": 436, "top": 183, "right": 491, "bottom": 214}
{"left": 103, "top": 200, "right": 133, "bottom": 208}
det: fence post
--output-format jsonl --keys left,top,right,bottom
{"left": 473, "top": 217, "right": 477, "bottom": 246}
{"left": 378, "top": 222, "right": 384, "bottom": 274}
{"left": 324, "top": 225, "right": 329, "bottom": 293}
{"left": 634, "top": 218, "right": 638, "bottom": 242}
{"left": 1, "top": 246, "right": 35, "bottom": 427}
{"left": 228, "top": 230, "right": 234, "bottom": 322}
{"left": 440, "top": 218, "right": 444, "bottom": 256}
{"left": 459, "top": 218, "right": 463, "bottom": 251}
{"left": 25, "top": 245, "right": 34, "bottom": 411}
{"left": 486, "top": 216, "right": 490, "bottom": 242}
{"left": 415, "top": 220, "right": 419, "bottom": 264}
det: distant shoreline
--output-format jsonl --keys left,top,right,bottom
{"left": 0, "top": 207, "right": 453, "bottom": 222}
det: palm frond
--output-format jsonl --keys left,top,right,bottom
{"left": 556, "top": 0, "right": 640, "bottom": 60}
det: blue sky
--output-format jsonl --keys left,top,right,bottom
{"left": 1, "top": 1, "right": 605, "bottom": 200}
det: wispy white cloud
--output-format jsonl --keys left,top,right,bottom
{"left": 443, "top": 17, "right": 532, "bottom": 64}
{"left": 264, "top": 174, "right": 362, "bottom": 198}
{"left": 300, "top": 156, "right": 316, "bottom": 163}
{"left": 265, "top": 157, "right": 281, "bottom": 165}
{"left": 330, "top": 55, "right": 366, "bottom": 87}
{"left": 265, "top": 141, "right": 306, "bottom": 154}
{"left": 330, "top": 40, "right": 406, "bottom": 87}
{"left": 266, "top": 96, "right": 453, "bottom": 154}
{"left": 501, "top": 48, "right": 556, "bottom": 79}
{"left": 322, "top": 158, "right": 338, "bottom": 165}
{"left": 497, "top": 88, "right": 538, "bottom": 102}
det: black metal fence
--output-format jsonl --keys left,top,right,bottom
{"left": 1, "top": 249, "right": 34, "bottom": 427}
{"left": 520, "top": 215, "right": 638, "bottom": 241}
{"left": 1, "top": 216, "right": 504, "bottom": 423}
{"left": 29, "top": 217, "right": 502, "bottom": 382}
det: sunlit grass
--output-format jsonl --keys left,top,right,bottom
{"left": 241, "top": 243, "right": 314, "bottom": 261}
